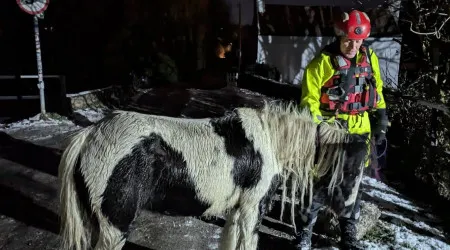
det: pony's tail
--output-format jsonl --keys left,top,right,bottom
{"left": 58, "top": 126, "right": 94, "bottom": 250}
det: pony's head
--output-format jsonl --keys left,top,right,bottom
{"left": 258, "top": 102, "right": 365, "bottom": 224}
{"left": 257, "top": 101, "right": 370, "bottom": 228}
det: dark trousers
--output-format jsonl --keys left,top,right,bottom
{"left": 296, "top": 183, "right": 363, "bottom": 233}
{"left": 296, "top": 121, "right": 368, "bottom": 236}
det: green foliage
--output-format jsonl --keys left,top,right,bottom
{"left": 362, "top": 221, "right": 395, "bottom": 244}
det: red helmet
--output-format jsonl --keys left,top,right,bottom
{"left": 334, "top": 10, "right": 371, "bottom": 40}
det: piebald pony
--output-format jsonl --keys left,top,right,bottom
{"left": 58, "top": 101, "right": 367, "bottom": 250}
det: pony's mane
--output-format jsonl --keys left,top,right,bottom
{"left": 258, "top": 100, "right": 350, "bottom": 231}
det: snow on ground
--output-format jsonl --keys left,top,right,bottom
{"left": 365, "top": 189, "right": 421, "bottom": 213}
{"left": 362, "top": 176, "right": 401, "bottom": 195}
{"left": 381, "top": 210, "right": 445, "bottom": 238}
{"left": 72, "top": 107, "right": 109, "bottom": 123}
{"left": 0, "top": 108, "right": 109, "bottom": 139}
{"left": 0, "top": 113, "right": 75, "bottom": 131}
{"left": 361, "top": 176, "right": 450, "bottom": 250}
{"left": 0, "top": 107, "right": 109, "bottom": 143}
{"left": 0, "top": 113, "right": 81, "bottom": 143}
{"left": 362, "top": 220, "right": 450, "bottom": 250}
{"left": 389, "top": 223, "right": 449, "bottom": 250}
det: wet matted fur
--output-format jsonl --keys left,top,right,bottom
{"left": 58, "top": 101, "right": 367, "bottom": 250}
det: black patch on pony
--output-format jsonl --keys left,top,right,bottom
{"left": 101, "top": 133, "right": 210, "bottom": 233}
{"left": 210, "top": 110, "right": 263, "bottom": 189}
{"left": 74, "top": 157, "right": 101, "bottom": 244}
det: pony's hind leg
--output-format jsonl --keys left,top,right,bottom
{"left": 220, "top": 208, "right": 241, "bottom": 250}
{"left": 94, "top": 214, "right": 128, "bottom": 250}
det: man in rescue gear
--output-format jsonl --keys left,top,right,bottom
{"left": 294, "top": 10, "right": 389, "bottom": 250}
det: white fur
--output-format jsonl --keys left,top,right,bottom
{"left": 58, "top": 101, "right": 351, "bottom": 250}
{"left": 58, "top": 126, "right": 95, "bottom": 250}
{"left": 258, "top": 102, "right": 349, "bottom": 231}
{"left": 95, "top": 214, "right": 126, "bottom": 250}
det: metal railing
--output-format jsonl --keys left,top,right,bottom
{"left": 0, "top": 74, "right": 66, "bottom": 116}
{"left": 0, "top": 74, "right": 64, "bottom": 99}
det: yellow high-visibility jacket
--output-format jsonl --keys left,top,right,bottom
{"left": 300, "top": 46, "right": 387, "bottom": 136}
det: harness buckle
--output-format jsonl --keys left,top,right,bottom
{"left": 348, "top": 102, "right": 362, "bottom": 110}
{"left": 326, "top": 86, "right": 346, "bottom": 101}
{"left": 353, "top": 85, "right": 363, "bottom": 93}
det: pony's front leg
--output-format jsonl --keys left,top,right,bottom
{"left": 219, "top": 208, "right": 241, "bottom": 250}
{"left": 235, "top": 176, "right": 280, "bottom": 250}
{"left": 236, "top": 204, "right": 260, "bottom": 250}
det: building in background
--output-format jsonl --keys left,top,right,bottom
{"left": 254, "top": 0, "right": 402, "bottom": 89}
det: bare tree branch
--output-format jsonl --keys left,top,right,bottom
{"left": 408, "top": 16, "right": 450, "bottom": 38}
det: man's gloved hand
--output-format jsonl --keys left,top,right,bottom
{"left": 371, "top": 109, "right": 390, "bottom": 145}
{"left": 373, "top": 126, "right": 387, "bottom": 144}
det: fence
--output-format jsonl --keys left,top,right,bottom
{"left": 0, "top": 74, "right": 68, "bottom": 119}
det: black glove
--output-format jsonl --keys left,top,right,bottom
{"left": 374, "top": 128, "right": 386, "bottom": 145}
{"left": 371, "top": 109, "right": 389, "bottom": 145}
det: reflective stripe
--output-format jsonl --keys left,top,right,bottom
{"left": 356, "top": 12, "right": 361, "bottom": 25}
{"left": 337, "top": 56, "right": 348, "bottom": 67}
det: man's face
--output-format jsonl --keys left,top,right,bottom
{"left": 340, "top": 36, "right": 363, "bottom": 59}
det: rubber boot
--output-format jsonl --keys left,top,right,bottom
{"left": 293, "top": 189, "right": 325, "bottom": 250}
{"left": 339, "top": 219, "right": 364, "bottom": 250}
{"left": 293, "top": 228, "right": 313, "bottom": 250}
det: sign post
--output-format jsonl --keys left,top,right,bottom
{"left": 16, "top": 0, "right": 50, "bottom": 118}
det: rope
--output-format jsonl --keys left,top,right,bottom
{"left": 377, "top": 138, "right": 388, "bottom": 159}
{"left": 369, "top": 137, "right": 388, "bottom": 181}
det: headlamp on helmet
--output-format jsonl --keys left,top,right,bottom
{"left": 334, "top": 10, "right": 371, "bottom": 40}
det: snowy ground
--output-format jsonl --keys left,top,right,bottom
{"left": 0, "top": 109, "right": 449, "bottom": 250}
{"left": 360, "top": 177, "right": 450, "bottom": 250}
